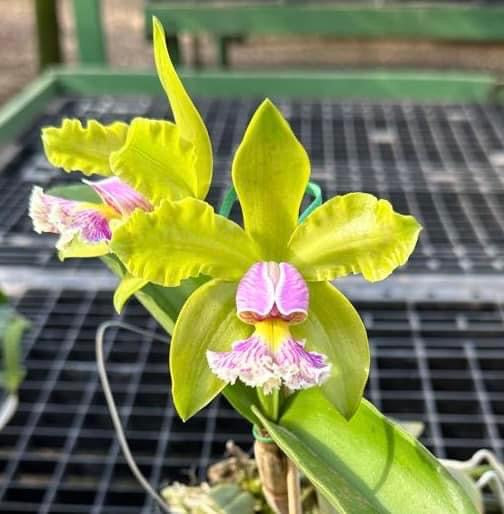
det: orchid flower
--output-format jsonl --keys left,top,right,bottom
{"left": 111, "top": 99, "right": 421, "bottom": 422}
{"left": 30, "top": 177, "right": 152, "bottom": 256}
{"left": 29, "top": 18, "right": 212, "bottom": 261}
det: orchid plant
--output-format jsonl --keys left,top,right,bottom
{"left": 28, "top": 17, "right": 480, "bottom": 514}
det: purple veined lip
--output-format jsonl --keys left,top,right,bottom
{"left": 206, "top": 330, "right": 330, "bottom": 394}
{"left": 236, "top": 262, "right": 309, "bottom": 324}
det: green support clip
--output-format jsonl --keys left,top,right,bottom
{"left": 218, "top": 181, "right": 323, "bottom": 221}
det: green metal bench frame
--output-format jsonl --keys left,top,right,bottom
{"left": 0, "top": 66, "right": 499, "bottom": 146}
{"left": 3, "top": 1, "right": 504, "bottom": 147}
{"left": 144, "top": 3, "right": 504, "bottom": 67}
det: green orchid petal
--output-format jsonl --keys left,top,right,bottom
{"left": 58, "top": 238, "right": 110, "bottom": 260}
{"left": 288, "top": 192, "right": 422, "bottom": 282}
{"left": 42, "top": 119, "right": 128, "bottom": 176}
{"left": 292, "top": 281, "right": 369, "bottom": 419}
{"left": 109, "top": 118, "right": 196, "bottom": 205}
{"left": 153, "top": 17, "right": 212, "bottom": 199}
{"left": 232, "top": 99, "right": 310, "bottom": 260}
{"left": 111, "top": 198, "right": 260, "bottom": 287}
{"left": 170, "top": 279, "right": 252, "bottom": 420}
{"left": 113, "top": 274, "right": 149, "bottom": 313}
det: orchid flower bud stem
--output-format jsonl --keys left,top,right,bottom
{"left": 257, "top": 387, "right": 280, "bottom": 421}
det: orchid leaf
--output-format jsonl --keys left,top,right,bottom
{"left": 111, "top": 198, "right": 260, "bottom": 287}
{"left": 153, "top": 17, "right": 212, "bottom": 199}
{"left": 113, "top": 274, "right": 149, "bottom": 313}
{"left": 253, "top": 391, "right": 477, "bottom": 514}
{"left": 170, "top": 280, "right": 252, "bottom": 421}
{"left": 232, "top": 99, "right": 310, "bottom": 260}
{"left": 109, "top": 118, "right": 196, "bottom": 205}
{"left": 42, "top": 119, "right": 128, "bottom": 176}
{"left": 288, "top": 192, "right": 421, "bottom": 282}
{"left": 292, "top": 282, "right": 369, "bottom": 420}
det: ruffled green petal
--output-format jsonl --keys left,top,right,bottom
{"left": 288, "top": 192, "right": 422, "bottom": 282}
{"left": 111, "top": 198, "right": 260, "bottom": 287}
{"left": 170, "top": 280, "right": 252, "bottom": 420}
{"left": 291, "top": 281, "right": 369, "bottom": 419}
{"left": 110, "top": 118, "right": 196, "bottom": 205}
{"left": 232, "top": 99, "right": 310, "bottom": 260}
{"left": 42, "top": 119, "right": 128, "bottom": 176}
{"left": 153, "top": 17, "right": 212, "bottom": 199}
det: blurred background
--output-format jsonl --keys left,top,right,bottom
{"left": 4, "top": 0, "right": 504, "bottom": 105}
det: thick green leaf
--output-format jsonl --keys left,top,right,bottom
{"left": 292, "top": 282, "right": 369, "bottom": 420}
{"left": 170, "top": 279, "right": 252, "bottom": 421}
{"left": 232, "top": 99, "right": 310, "bottom": 260}
{"left": 111, "top": 198, "right": 260, "bottom": 287}
{"left": 254, "top": 390, "right": 477, "bottom": 514}
{"left": 42, "top": 119, "right": 128, "bottom": 176}
{"left": 109, "top": 118, "right": 196, "bottom": 205}
{"left": 288, "top": 192, "right": 421, "bottom": 282}
{"left": 153, "top": 17, "right": 213, "bottom": 199}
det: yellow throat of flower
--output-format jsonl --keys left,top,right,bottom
{"left": 79, "top": 202, "right": 121, "bottom": 221}
{"left": 254, "top": 318, "right": 291, "bottom": 352}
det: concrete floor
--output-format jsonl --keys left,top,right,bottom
{"left": 2, "top": 0, "right": 504, "bottom": 106}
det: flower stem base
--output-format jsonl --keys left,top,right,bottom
{"left": 254, "top": 437, "right": 289, "bottom": 514}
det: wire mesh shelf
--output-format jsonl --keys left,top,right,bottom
{"left": 0, "top": 288, "right": 503, "bottom": 513}
{"left": 2, "top": 94, "right": 504, "bottom": 512}
{"left": 3, "top": 96, "right": 504, "bottom": 274}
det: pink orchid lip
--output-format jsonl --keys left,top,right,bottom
{"left": 206, "top": 332, "right": 330, "bottom": 394}
{"left": 83, "top": 177, "right": 152, "bottom": 216}
{"left": 208, "top": 262, "right": 329, "bottom": 393}
{"left": 236, "top": 262, "right": 309, "bottom": 325}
